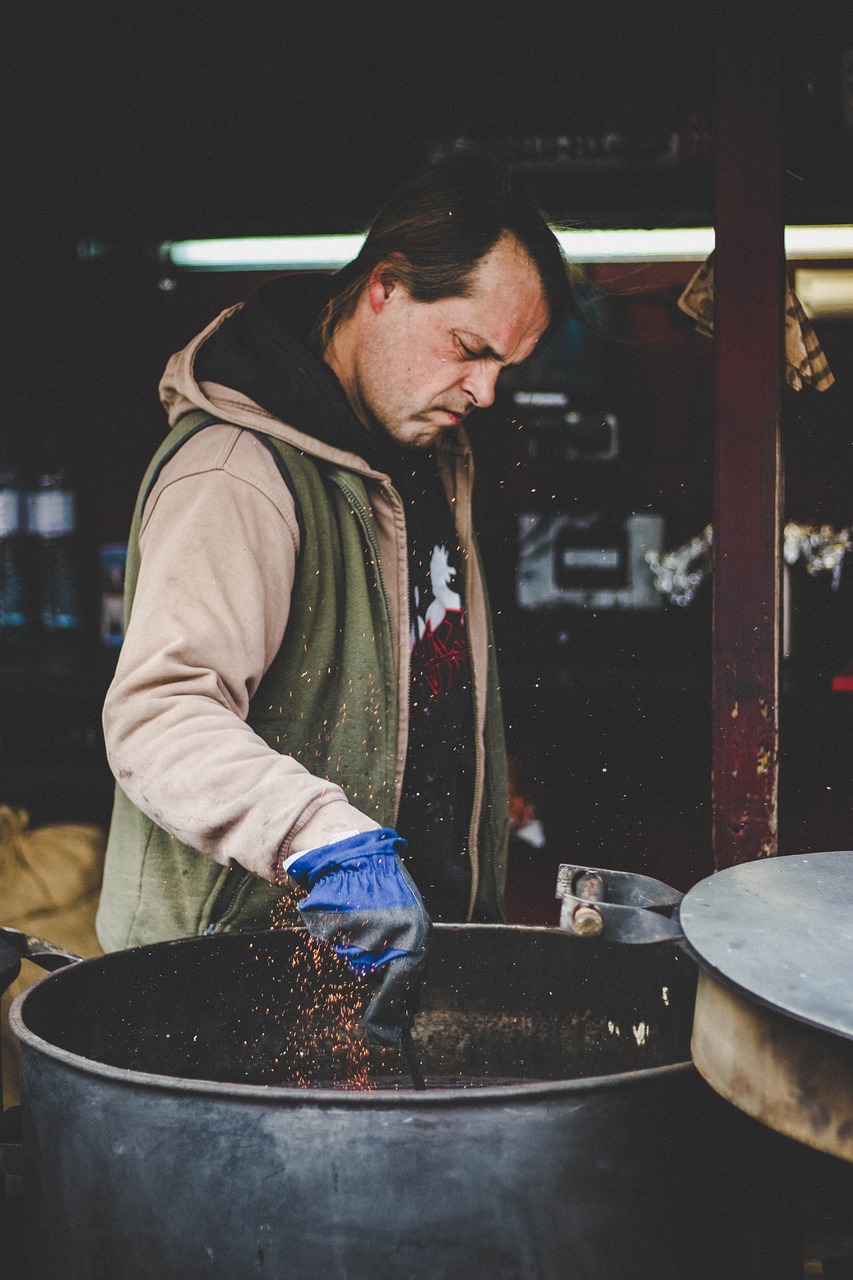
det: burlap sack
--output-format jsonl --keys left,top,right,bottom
{"left": 0, "top": 806, "right": 105, "bottom": 1108}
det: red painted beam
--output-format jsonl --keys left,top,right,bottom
{"left": 712, "top": 17, "right": 784, "bottom": 868}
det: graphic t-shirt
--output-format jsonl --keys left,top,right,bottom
{"left": 386, "top": 448, "right": 474, "bottom": 921}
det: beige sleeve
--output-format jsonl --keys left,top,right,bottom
{"left": 102, "top": 427, "right": 378, "bottom": 881}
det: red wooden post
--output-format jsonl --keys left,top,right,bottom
{"left": 712, "top": 17, "right": 785, "bottom": 869}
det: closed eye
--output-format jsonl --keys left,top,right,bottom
{"left": 455, "top": 335, "right": 499, "bottom": 362}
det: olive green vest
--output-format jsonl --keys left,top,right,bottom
{"left": 97, "top": 412, "right": 508, "bottom": 950}
{"left": 97, "top": 411, "right": 400, "bottom": 948}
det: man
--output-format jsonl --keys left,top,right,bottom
{"left": 96, "top": 154, "right": 573, "bottom": 1039}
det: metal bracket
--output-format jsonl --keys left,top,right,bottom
{"left": 0, "top": 928, "right": 81, "bottom": 972}
{"left": 555, "top": 864, "right": 685, "bottom": 944}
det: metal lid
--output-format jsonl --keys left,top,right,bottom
{"left": 679, "top": 850, "right": 853, "bottom": 1042}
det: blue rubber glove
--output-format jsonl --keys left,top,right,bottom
{"left": 286, "top": 828, "right": 432, "bottom": 1046}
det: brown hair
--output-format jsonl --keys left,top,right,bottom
{"left": 315, "top": 151, "right": 576, "bottom": 349}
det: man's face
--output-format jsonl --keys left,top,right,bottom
{"left": 341, "top": 234, "right": 550, "bottom": 448}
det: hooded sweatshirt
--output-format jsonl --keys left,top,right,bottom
{"left": 97, "top": 275, "right": 509, "bottom": 949}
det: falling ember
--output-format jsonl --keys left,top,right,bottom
{"left": 242, "top": 884, "right": 374, "bottom": 1091}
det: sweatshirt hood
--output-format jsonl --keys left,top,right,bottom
{"left": 159, "top": 274, "right": 389, "bottom": 471}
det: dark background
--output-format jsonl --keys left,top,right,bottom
{"left": 4, "top": 1, "right": 853, "bottom": 922}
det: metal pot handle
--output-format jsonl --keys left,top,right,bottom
{"left": 0, "top": 926, "right": 82, "bottom": 973}
{"left": 555, "top": 864, "right": 685, "bottom": 943}
{"left": 0, "top": 929, "right": 82, "bottom": 1179}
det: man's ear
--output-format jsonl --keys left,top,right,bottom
{"left": 367, "top": 256, "right": 408, "bottom": 314}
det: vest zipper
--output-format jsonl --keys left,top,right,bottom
{"left": 455, "top": 453, "right": 482, "bottom": 922}
{"left": 204, "top": 868, "right": 249, "bottom": 934}
{"left": 464, "top": 552, "right": 483, "bottom": 921}
{"left": 327, "top": 474, "right": 390, "bottom": 606}
{"left": 328, "top": 472, "right": 408, "bottom": 822}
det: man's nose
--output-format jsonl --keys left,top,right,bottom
{"left": 461, "top": 362, "right": 501, "bottom": 409}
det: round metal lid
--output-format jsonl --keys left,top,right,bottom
{"left": 679, "top": 850, "right": 853, "bottom": 1042}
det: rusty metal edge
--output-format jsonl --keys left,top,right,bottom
{"left": 691, "top": 967, "right": 853, "bottom": 1163}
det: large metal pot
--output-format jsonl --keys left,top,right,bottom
{"left": 5, "top": 923, "right": 756, "bottom": 1279}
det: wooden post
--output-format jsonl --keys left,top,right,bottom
{"left": 712, "top": 16, "right": 785, "bottom": 869}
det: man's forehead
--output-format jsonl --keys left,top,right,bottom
{"left": 460, "top": 289, "right": 548, "bottom": 362}
{"left": 462, "top": 238, "right": 550, "bottom": 356}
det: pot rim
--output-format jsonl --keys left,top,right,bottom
{"left": 9, "top": 922, "right": 694, "bottom": 1106}
{"left": 9, "top": 1001, "right": 693, "bottom": 1110}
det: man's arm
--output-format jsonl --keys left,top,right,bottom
{"left": 103, "top": 428, "right": 378, "bottom": 881}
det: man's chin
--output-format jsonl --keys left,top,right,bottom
{"left": 381, "top": 422, "right": 445, "bottom": 450}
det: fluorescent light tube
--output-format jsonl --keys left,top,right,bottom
{"left": 164, "top": 234, "right": 366, "bottom": 271}
{"left": 160, "top": 225, "right": 853, "bottom": 271}
{"left": 553, "top": 227, "right": 715, "bottom": 261}
{"left": 784, "top": 226, "right": 853, "bottom": 258}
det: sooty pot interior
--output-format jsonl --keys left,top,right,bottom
{"left": 18, "top": 925, "right": 697, "bottom": 1088}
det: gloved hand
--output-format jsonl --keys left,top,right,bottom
{"left": 286, "top": 828, "right": 432, "bottom": 1046}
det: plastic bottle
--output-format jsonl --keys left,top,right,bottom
{"left": 0, "top": 432, "right": 29, "bottom": 642}
{"left": 26, "top": 432, "right": 82, "bottom": 634}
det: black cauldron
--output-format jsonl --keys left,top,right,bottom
{"left": 4, "top": 924, "right": 757, "bottom": 1279}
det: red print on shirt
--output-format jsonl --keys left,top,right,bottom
{"left": 419, "top": 609, "right": 467, "bottom": 695}
{"left": 412, "top": 544, "right": 468, "bottom": 696}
